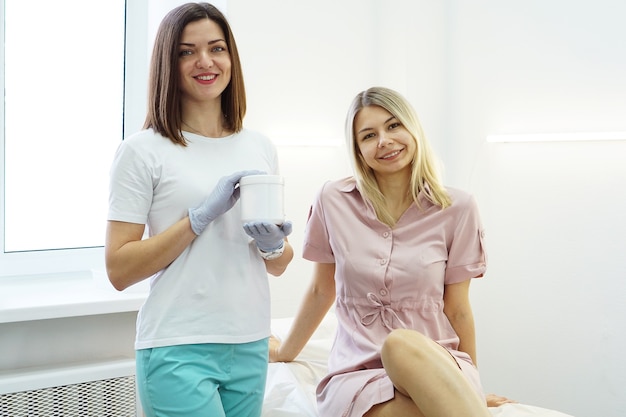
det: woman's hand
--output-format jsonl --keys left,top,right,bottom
{"left": 244, "top": 221, "right": 293, "bottom": 252}
{"left": 486, "top": 393, "right": 517, "bottom": 407}
{"left": 268, "top": 335, "right": 282, "bottom": 363}
{"left": 189, "top": 170, "right": 263, "bottom": 235}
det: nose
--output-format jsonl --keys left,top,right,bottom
{"left": 195, "top": 51, "right": 214, "bottom": 69}
{"left": 377, "top": 132, "right": 392, "bottom": 148}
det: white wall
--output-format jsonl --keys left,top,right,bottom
{"left": 443, "top": 2, "right": 626, "bottom": 417}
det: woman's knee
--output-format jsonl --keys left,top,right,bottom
{"left": 381, "top": 329, "right": 432, "bottom": 364}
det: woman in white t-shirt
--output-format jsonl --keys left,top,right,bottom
{"left": 105, "top": 3, "right": 293, "bottom": 417}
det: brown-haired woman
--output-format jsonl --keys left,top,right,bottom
{"left": 105, "top": 3, "right": 293, "bottom": 416}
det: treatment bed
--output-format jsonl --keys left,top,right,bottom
{"left": 262, "top": 315, "right": 576, "bottom": 417}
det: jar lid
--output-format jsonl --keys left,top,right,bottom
{"left": 240, "top": 175, "right": 284, "bottom": 186}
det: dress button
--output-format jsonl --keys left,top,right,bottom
{"left": 383, "top": 231, "right": 390, "bottom": 238}
{"left": 380, "top": 259, "right": 387, "bottom": 265}
{"left": 379, "top": 289, "right": 388, "bottom": 296}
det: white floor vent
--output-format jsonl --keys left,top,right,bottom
{"left": 0, "top": 358, "right": 140, "bottom": 417}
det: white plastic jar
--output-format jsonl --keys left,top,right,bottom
{"left": 239, "top": 174, "right": 285, "bottom": 224}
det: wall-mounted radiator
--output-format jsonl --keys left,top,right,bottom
{"left": 0, "top": 358, "right": 140, "bottom": 417}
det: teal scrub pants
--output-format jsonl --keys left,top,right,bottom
{"left": 136, "top": 338, "right": 269, "bottom": 417}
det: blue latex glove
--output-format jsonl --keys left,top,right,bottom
{"left": 243, "top": 221, "right": 293, "bottom": 252}
{"left": 189, "top": 170, "right": 264, "bottom": 235}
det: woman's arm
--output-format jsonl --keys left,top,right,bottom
{"left": 264, "top": 238, "right": 294, "bottom": 277}
{"left": 107, "top": 171, "right": 259, "bottom": 290}
{"left": 443, "top": 279, "right": 478, "bottom": 365}
{"left": 270, "top": 262, "right": 336, "bottom": 362}
{"left": 105, "top": 218, "right": 197, "bottom": 291}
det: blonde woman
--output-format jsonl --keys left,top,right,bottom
{"left": 270, "top": 87, "right": 494, "bottom": 416}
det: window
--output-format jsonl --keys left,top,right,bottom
{"left": 0, "top": 0, "right": 226, "bottom": 278}
{"left": 3, "top": 0, "right": 126, "bottom": 253}
{"left": 1, "top": 0, "right": 127, "bottom": 277}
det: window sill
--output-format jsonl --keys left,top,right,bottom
{"left": 0, "top": 270, "right": 148, "bottom": 324}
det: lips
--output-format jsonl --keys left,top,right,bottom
{"left": 379, "top": 149, "right": 402, "bottom": 160}
{"left": 194, "top": 73, "right": 217, "bottom": 83}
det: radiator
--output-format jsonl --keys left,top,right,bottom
{"left": 0, "top": 358, "right": 141, "bottom": 417}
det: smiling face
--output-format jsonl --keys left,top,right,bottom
{"left": 178, "top": 18, "right": 232, "bottom": 106}
{"left": 353, "top": 105, "right": 416, "bottom": 177}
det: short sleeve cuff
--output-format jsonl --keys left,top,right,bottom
{"left": 445, "top": 262, "right": 487, "bottom": 285}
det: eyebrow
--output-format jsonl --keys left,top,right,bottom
{"left": 179, "top": 38, "right": 226, "bottom": 47}
{"left": 357, "top": 116, "right": 396, "bottom": 134}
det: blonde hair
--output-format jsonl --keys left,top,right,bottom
{"left": 345, "top": 87, "right": 451, "bottom": 226}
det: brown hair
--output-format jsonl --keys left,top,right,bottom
{"left": 143, "top": 2, "right": 246, "bottom": 145}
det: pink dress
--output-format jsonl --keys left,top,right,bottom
{"left": 302, "top": 177, "right": 487, "bottom": 417}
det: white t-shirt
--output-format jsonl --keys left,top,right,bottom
{"left": 108, "top": 128, "right": 279, "bottom": 349}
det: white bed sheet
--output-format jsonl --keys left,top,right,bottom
{"left": 262, "top": 315, "right": 576, "bottom": 417}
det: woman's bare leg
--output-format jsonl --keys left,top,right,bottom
{"left": 365, "top": 329, "right": 491, "bottom": 417}
{"left": 364, "top": 390, "right": 425, "bottom": 417}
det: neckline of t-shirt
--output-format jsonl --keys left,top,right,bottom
{"left": 183, "top": 130, "right": 236, "bottom": 141}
